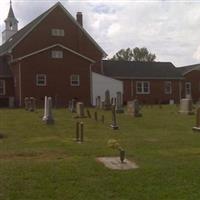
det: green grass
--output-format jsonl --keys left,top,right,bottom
{"left": 0, "top": 105, "right": 200, "bottom": 200}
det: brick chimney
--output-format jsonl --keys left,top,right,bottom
{"left": 76, "top": 12, "right": 83, "bottom": 26}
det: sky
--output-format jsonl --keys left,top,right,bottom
{"left": 0, "top": 0, "right": 200, "bottom": 67}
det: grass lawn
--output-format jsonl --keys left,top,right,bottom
{"left": 0, "top": 105, "right": 200, "bottom": 200}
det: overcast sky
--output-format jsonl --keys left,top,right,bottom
{"left": 0, "top": 0, "right": 200, "bottom": 67}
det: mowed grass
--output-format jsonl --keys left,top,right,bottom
{"left": 0, "top": 105, "right": 200, "bottom": 200}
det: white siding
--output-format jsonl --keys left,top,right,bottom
{"left": 92, "top": 72, "right": 123, "bottom": 106}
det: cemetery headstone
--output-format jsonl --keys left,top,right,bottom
{"left": 9, "top": 97, "right": 15, "bottom": 108}
{"left": 127, "top": 99, "right": 142, "bottom": 117}
{"left": 94, "top": 111, "right": 98, "bottom": 121}
{"left": 43, "top": 97, "right": 54, "bottom": 124}
{"left": 116, "top": 91, "right": 124, "bottom": 113}
{"left": 111, "top": 105, "right": 119, "bottom": 130}
{"left": 100, "top": 101, "right": 105, "bottom": 110}
{"left": 179, "top": 98, "right": 194, "bottom": 115}
{"left": 76, "top": 102, "right": 85, "bottom": 118}
{"left": 95, "top": 96, "right": 101, "bottom": 109}
{"left": 71, "top": 99, "right": 76, "bottom": 113}
{"left": 104, "top": 90, "right": 111, "bottom": 110}
{"left": 80, "top": 122, "right": 84, "bottom": 142}
{"left": 42, "top": 96, "right": 48, "bottom": 121}
{"left": 24, "top": 97, "right": 30, "bottom": 111}
{"left": 76, "top": 121, "right": 80, "bottom": 142}
{"left": 192, "top": 107, "right": 200, "bottom": 131}
{"left": 86, "top": 109, "right": 91, "bottom": 118}
{"left": 29, "top": 97, "right": 36, "bottom": 112}
{"left": 101, "top": 115, "right": 104, "bottom": 123}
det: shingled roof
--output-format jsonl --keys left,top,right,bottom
{"left": 177, "top": 64, "right": 200, "bottom": 75}
{"left": 102, "top": 60, "right": 183, "bottom": 80}
{"left": 0, "top": 2, "right": 107, "bottom": 56}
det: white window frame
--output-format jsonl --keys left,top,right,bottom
{"left": 164, "top": 81, "right": 172, "bottom": 94}
{"left": 185, "top": 82, "right": 191, "bottom": 96}
{"left": 36, "top": 74, "right": 46, "bottom": 86}
{"left": 70, "top": 74, "right": 80, "bottom": 86}
{"left": 0, "top": 80, "right": 5, "bottom": 95}
{"left": 51, "top": 29, "right": 65, "bottom": 37}
{"left": 136, "top": 81, "right": 150, "bottom": 94}
{"left": 51, "top": 50, "right": 63, "bottom": 59}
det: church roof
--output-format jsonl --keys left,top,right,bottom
{"left": 176, "top": 64, "right": 200, "bottom": 75}
{"left": 102, "top": 60, "right": 183, "bottom": 80}
{"left": 0, "top": 2, "right": 107, "bottom": 57}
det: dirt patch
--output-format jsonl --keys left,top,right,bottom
{"left": 144, "top": 138, "right": 159, "bottom": 142}
{"left": 0, "top": 151, "right": 68, "bottom": 161}
{"left": 0, "top": 133, "right": 6, "bottom": 139}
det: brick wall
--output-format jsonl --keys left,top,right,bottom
{"left": 122, "top": 79, "right": 181, "bottom": 104}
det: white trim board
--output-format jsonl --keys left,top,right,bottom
{"left": 12, "top": 44, "right": 95, "bottom": 63}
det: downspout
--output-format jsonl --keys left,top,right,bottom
{"left": 19, "top": 62, "right": 22, "bottom": 107}
{"left": 89, "top": 63, "right": 93, "bottom": 106}
{"left": 179, "top": 80, "right": 182, "bottom": 103}
{"left": 131, "top": 80, "right": 134, "bottom": 97}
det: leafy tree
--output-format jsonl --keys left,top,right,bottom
{"left": 111, "top": 47, "right": 156, "bottom": 62}
{"left": 111, "top": 48, "right": 133, "bottom": 61}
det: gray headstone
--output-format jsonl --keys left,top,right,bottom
{"left": 111, "top": 104, "right": 119, "bottom": 130}
{"left": 104, "top": 90, "right": 111, "bottom": 110}
{"left": 127, "top": 99, "right": 142, "bottom": 117}
{"left": 116, "top": 92, "right": 124, "bottom": 113}
{"left": 29, "top": 97, "right": 36, "bottom": 112}
{"left": 76, "top": 102, "right": 85, "bottom": 118}
{"left": 24, "top": 97, "right": 30, "bottom": 111}
{"left": 96, "top": 96, "right": 101, "bottom": 109}
{"left": 193, "top": 107, "right": 200, "bottom": 131}
{"left": 179, "top": 98, "right": 194, "bottom": 115}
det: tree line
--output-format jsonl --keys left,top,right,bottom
{"left": 110, "top": 47, "right": 156, "bottom": 62}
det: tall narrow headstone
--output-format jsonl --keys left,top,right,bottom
{"left": 76, "top": 102, "right": 85, "bottom": 118}
{"left": 24, "top": 97, "right": 29, "bottom": 111}
{"left": 96, "top": 96, "right": 101, "bottom": 109}
{"left": 86, "top": 109, "right": 91, "bottom": 118}
{"left": 104, "top": 90, "right": 111, "bottom": 110}
{"left": 192, "top": 107, "right": 200, "bottom": 131}
{"left": 43, "top": 97, "right": 54, "bottom": 124}
{"left": 29, "top": 97, "right": 36, "bottom": 112}
{"left": 116, "top": 92, "right": 124, "bottom": 113}
{"left": 111, "top": 105, "right": 119, "bottom": 130}
{"left": 100, "top": 101, "right": 105, "bottom": 110}
{"left": 43, "top": 96, "right": 48, "bottom": 121}
{"left": 179, "top": 98, "right": 194, "bottom": 115}
{"left": 71, "top": 99, "right": 76, "bottom": 113}
{"left": 94, "top": 111, "right": 98, "bottom": 121}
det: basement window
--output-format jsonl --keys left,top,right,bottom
{"left": 136, "top": 81, "right": 150, "bottom": 94}
{"left": 70, "top": 74, "right": 80, "bottom": 86}
{"left": 51, "top": 50, "right": 63, "bottom": 59}
{"left": 36, "top": 74, "right": 46, "bottom": 86}
{"left": 0, "top": 80, "right": 5, "bottom": 95}
{"left": 51, "top": 29, "right": 65, "bottom": 37}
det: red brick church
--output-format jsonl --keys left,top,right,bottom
{"left": 0, "top": 2, "right": 107, "bottom": 107}
{"left": 1, "top": 2, "right": 200, "bottom": 107}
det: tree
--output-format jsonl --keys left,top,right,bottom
{"left": 111, "top": 47, "right": 156, "bottom": 62}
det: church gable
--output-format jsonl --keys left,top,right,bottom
{"left": 1, "top": 2, "right": 106, "bottom": 61}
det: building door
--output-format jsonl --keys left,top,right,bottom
{"left": 185, "top": 82, "right": 191, "bottom": 98}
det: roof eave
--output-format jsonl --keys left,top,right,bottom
{"left": 108, "top": 76, "right": 184, "bottom": 80}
